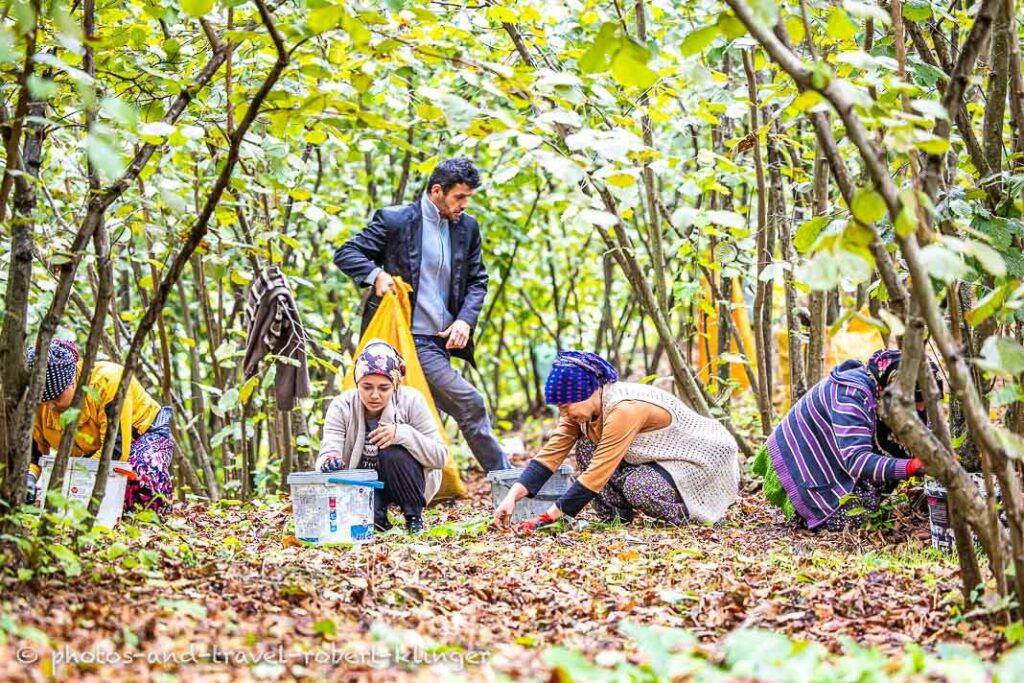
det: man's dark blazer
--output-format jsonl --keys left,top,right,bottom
{"left": 334, "top": 200, "right": 489, "bottom": 366}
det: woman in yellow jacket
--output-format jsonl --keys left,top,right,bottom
{"left": 27, "top": 339, "right": 174, "bottom": 512}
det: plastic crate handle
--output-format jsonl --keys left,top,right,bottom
{"left": 327, "top": 477, "right": 384, "bottom": 490}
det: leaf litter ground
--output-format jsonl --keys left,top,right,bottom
{"left": 0, "top": 469, "right": 1006, "bottom": 681}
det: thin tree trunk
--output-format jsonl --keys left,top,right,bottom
{"left": 743, "top": 49, "right": 774, "bottom": 436}
{"left": 768, "top": 120, "right": 806, "bottom": 403}
{"left": 806, "top": 146, "right": 828, "bottom": 386}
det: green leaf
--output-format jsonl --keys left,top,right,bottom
{"left": 794, "top": 216, "right": 830, "bottom": 254}
{"left": 795, "top": 251, "right": 841, "bottom": 290}
{"left": 966, "top": 285, "right": 1007, "bottom": 327}
{"left": 180, "top": 0, "right": 215, "bottom": 18}
{"left": 974, "top": 214, "right": 1013, "bottom": 251}
{"left": 748, "top": 0, "right": 780, "bottom": 29}
{"left": 825, "top": 7, "right": 858, "bottom": 42}
{"left": 977, "top": 335, "right": 1024, "bottom": 377}
{"left": 965, "top": 240, "right": 1006, "bottom": 277}
{"left": 994, "top": 426, "right": 1024, "bottom": 459}
{"left": 989, "top": 382, "right": 1022, "bottom": 408}
{"left": 314, "top": 618, "right": 337, "bottom": 636}
{"left": 903, "top": 0, "right": 932, "bottom": 21}
{"left": 26, "top": 75, "right": 58, "bottom": 100}
{"left": 611, "top": 39, "right": 657, "bottom": 89}
{"left": 911, "top": 59, "right": 946, "bottom": 88}
{"left": 217, "top": 387, "right": 239, "bottom": 415}
{"left": 48, "top": 543, "right": 82, "bottom": 577}
{"left": 309, "top": 5, "right": 345, "bottom": 35}
{"left": 85, "top": 131, "right": 126, "bottom": 182}
{"left": 851, "top": 188, "right": 886, "bottom": 224}
{"left": 916, "top": 136, "right": 950, "bottom": 155}
{"left": 59, "top": 408, "right": 81, "bottom": 429}
{"left": 920, "top": 243, "right": 967, "bottom": 283}
{"left": 579, "top": 23, "right": 619, "bottom": 73}
{"left": 717, "top": 14, "right": 747, "bottom": 40}
{"left": 895, "top": 190, "right": 918, "bottom": 237}
{"left": 681, "top": 25, "right": 719, "bottom": 57}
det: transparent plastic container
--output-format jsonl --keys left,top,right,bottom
{"left": 487, "top": 464, "right": 575, "bottom": 524}
{"left": 287, "top": 469, "right": 381, "bottom": 544}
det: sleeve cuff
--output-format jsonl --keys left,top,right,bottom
{"left": 519, "top": 460, "right": 555, "bottom": 497}
{"left": 893, "top": 458, "right": 911, "bottom": 480}
{"left": 29, "top": 463, "right": 41, "bottom": 478}
{"left": 364, "top": 267, "right": 382, "bottom": 286}
{"left": 393, "top": 424, "right": 413, "bottom": 446}
{"left": 554, "top": 480, "right": 598, "bottom": 518}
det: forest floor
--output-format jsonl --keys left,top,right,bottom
{"left": 0, "top": 465, "right": 1011, "bottom": 682}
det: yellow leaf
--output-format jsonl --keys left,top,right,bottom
{"left": 289, "top": 188, "right": 312, "bottom": 201}
{"left": 789, "top": 90, "right": 822, "bottom": 113}
{"left": 304, "top": 129, "right": 328, "bottom": 145}
{"left": 605, "top": 172, "right": 636, "bottom": 187}
{"left": 485, "top": 5, "right": 517, "bottom": 23}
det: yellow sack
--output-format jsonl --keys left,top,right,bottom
{"left": 342, "top": 277, "right": 468, "bottom": 501}
{"left": 696, "top": 275, "right": 757, "bottom": 395}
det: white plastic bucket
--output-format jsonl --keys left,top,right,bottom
{"left": 287, "top": 469, "right": 381, "bottom": 544}
{"left": 487, "top": 464, "right": 575, "bottom": 524}
{"left": 37, "top": 456, "right": 132, "bottom": 528}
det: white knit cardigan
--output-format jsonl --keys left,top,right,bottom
{"left": 603, "top": 382, "right": 740, "bottom": 523}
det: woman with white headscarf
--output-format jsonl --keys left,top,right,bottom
{"left": 316, "top": 339, "right": 447, "bottom": 534}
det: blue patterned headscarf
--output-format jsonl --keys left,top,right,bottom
{"left": 26, "top": 339, "right": 80, "bottom": 403}
{"left": 354, "top": 339, "right": 405, "bottom": 386}
{"left": 544, "top": 351, "right": 619, "bottom": 405}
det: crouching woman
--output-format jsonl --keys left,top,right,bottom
{"left": 495, "top": 351, "right": 740, "bottom": 531}
{"left": 316, "top": 340, "right": 447, "bottom": 534}
{"left": 753, "top": 349, "right": 938, "bottom": 531}
{"left": 28, "top": 339, "right": 175, "bottom": 512}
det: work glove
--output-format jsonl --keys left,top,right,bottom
{"left": 516, "top": 511, "right": 558, "bottom": 534}
{"left": 319, "top": 455, "right": 346, "bottom": 473}
{"left": 907, "top": 458, "right": 925, "bottom": 477}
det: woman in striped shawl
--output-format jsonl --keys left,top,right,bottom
{"left": 753, "top": 349, "right": 941, "bottom": 531}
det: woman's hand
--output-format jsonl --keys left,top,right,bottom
{"left": 494, "top": 491, "right": 518, "bottom": 530}
{"left": 368, "top": 423, "right": 397, "bottom": 449}
{"left": 516, "top": 511, "right": 559, "bottom": 534}
{"left": 319, "top": 454, "right": 346, "bottom": 473}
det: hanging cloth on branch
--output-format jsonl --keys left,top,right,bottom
{"left": 243, "top": 265, "right": 312, "bottom": 411}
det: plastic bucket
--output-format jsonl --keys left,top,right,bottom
{"left": 487, "top": 464, "right": 575, "bottom": 524}
{"left": 925, "top": 474, "right": 1002, "bottom": 553}
{"left": 37, "top": 456, "right": 133, "bottom": 528}
{"left": 924, "top": 479, "right": 953, "bottom": 553}
{"left": 287, "top": 469, "right": 381, "bottom": 544}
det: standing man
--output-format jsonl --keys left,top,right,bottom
{"left": 334, "top": 158, "right": 509, "bottom": 472}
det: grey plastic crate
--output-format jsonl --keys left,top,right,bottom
{"left": 487, "top": 464, "right": 575, "bottom": 524}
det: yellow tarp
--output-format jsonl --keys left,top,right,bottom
{"left": 697, "top": 277, "right": 757, "bottom": 395}
{"left": 342, "top": 277, "right": 467, "bottom": 501}
{"left": 776, "top": 308, "right": 885, "bottom": 413}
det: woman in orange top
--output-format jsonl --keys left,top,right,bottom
{"left": 27, "top": 339, "right": 175, "bottom": 512}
